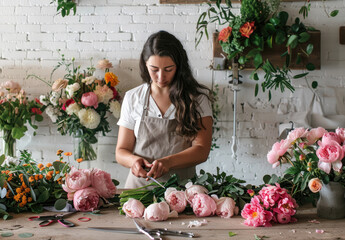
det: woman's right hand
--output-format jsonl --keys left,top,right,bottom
{"left": 131, "top": 158, "right": 152, "bottom": 178}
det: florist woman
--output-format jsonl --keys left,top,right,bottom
{"left": 116, "top": 31, "right": 213, "bottom": 188}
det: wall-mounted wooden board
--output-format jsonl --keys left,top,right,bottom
{"left": 212, "top": 31, "right": 321, "bottom": 70}
{"left": 160, "top": 0, "right": 306, "bottom": 3}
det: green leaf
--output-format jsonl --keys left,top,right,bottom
{"left": 253, "top": 53, "right": 263, "bottom": 68}
{"left": 278, "top": 11, "right": 289, "bottom": 26}
{"left": 311, "top": 81, "right": 318, "bottom": 89}
{"left": 35, "top": 114, "right": 43, "bottom": 122}
{"left": 296, "top": 54, "right": 302, "bottom": 65}
{"left": 306, "top": 44, "right": 314, "bottom": 55}
{"left": 266, "top": 36, "right": 273, "bottom": 48}
{"left": 299, "top": 32, "right": 310, "bottom": 43}
{"left": 12, "top": 126, "right": 26, "bottom": 139}
{"left": 286, "top": 35, "right": 298, "bottom": 47}
{"left": 293, "top": 73, "right": 308, "bottom": 79}
{"left": 264, "top": 23, "right": 275, "bottom": 34}
{"left": 37, "top": 190, "right": 49, "bottom": 203}
{"left": 306, "top": 63, "right": 315, "bottom": 71}
{"left": 270, "top": 17, "right": 280, "bottom": 26}
{"left": 275, "top": 31, "right": 286, "bottom": 45}
{"left": 238, "top": 56, "right": 246, "bottom": 65}
{"left": 255, "top": 83, "right": 259, "bottom": 96}
{"left": 330, "top": 10, "right": 339, "bottom": 17}
{"left": 229, "top": 232, "right": 237, "bottom": 237}
{"left": 253, "top": 73, "right": 259, "bottom": 81}
{"left": 54, "top": 199, "right": 67, "bottom": 210}
{"left": 0, "top": 154, "right": 5, "bottom": 168}
{"left": 263, "top": 175, "right": 271, "bottom": 184}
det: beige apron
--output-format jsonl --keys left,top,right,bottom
{"left": 124, "top": 86, "right": 195, "bottom": 188}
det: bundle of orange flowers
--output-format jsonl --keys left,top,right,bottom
{"left": 0, "top": 150, "right": 76, "bottom": 219}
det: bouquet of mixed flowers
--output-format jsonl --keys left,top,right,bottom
{"left": 241, "top": 183, "right": 298, "bottom": 227}
{"left": 0, "top": 81, "right": 44, "bottom": 157}
{"left": 267, "top": 127, "right": 345, "bottom": 203}
{"left": 0, "top": 150, "right": 69, "bottom": 219}
{"left": 35, "top": 55, "right": 121, "bottom": 161}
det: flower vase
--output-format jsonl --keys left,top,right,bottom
{"left": 317, "top": 181, "right": 345, "bottom": 219}
{"left": 1, "top": 129, "right": 16, "bottom": 157}
{"left": 73, "top": 131, "right": 98, "bottom": 161}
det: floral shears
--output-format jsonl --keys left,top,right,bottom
{"left": 28, "top": 212, "right": 76, "bottom": 227}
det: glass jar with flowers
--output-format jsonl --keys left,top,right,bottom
{"left": 30, "top": 55, "right": 122, "bottom": 162}
{"left": 0, "top": 81, "right": 44, "bottom": 157}
{"left": 196, "top": 0, "right": 319, "bottom": 100}
{"left": 267, "top": 127, "right": 345, "bottom": 219}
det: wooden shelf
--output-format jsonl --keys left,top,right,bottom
{"left": 212, "top": 31, "right": 321, "bottom": 70}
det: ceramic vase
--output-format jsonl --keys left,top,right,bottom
{"left": 317, "top": 181, "right": 345, "bottom": 219}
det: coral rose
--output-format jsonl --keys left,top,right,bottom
{"left": 218, "top": 26, "right": 232, "bottom": 42}
{"left": 91, "top": 168, "right": 116, "bottom": 198}
{"left": 240, "top": 21, "right": 256, "bottom": 38}
{"left": 308, "top": 178, "right": 322, "bottom": 193}
{"left": 123, "top": 198, "right": 145, "bottom": 218}
{"left": 73, "top": 187, "right": 99, "bottom": 212}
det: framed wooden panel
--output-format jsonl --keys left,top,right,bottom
{"left": 212, "top": 31, "right": 321, "bottom": 70}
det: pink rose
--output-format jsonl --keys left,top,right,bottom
{"left": 62, "top": 167, "right": 92, "bottom": 200}
{"left": 1, "top": 80, "right": 21, "bottom": 93}
{"left": 164, "top": 188, "right": 187, "bottom": 213}
{"left": 308, "top": 178, "right": 322, "bottom": 193}
{"left": 317, "top": 140, "right": 344, "bottom": 174}
{"left": 81, "top": 92, "right": 98, "bottom": 109}
{"left": 191, "top": 193, "right": 217, "bottom": 217}
{"left": 73, "top": 187, "right": 100, "bottom": 212}
{"left": 144, "top": 202, "right": 170, "bottom": 222}
{"left": 91, "top": 168, "right": 116, "bottom": 198}
{"left": 336, "top": 128, "right": 345, "bottom": 142}
{"left": 241, "top": 198, "right": 273, "bottom": 227}
{"left": 123, "top": 198, "right": 145, "bottom": 218}
{"left": 322, "top": 132, "right": 342, "bottom": 145}
{"left": 306, "top": 127, "right": 328, "bottom": 145}
{"left": 185, "top": 183, "right": 208, "bottom": 204}
{"left": 212, "top": 196, "right": 239, "bottom": 218}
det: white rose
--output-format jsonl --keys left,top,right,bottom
{"left": 66, "top": 83, "right": 80, "bottom": 98}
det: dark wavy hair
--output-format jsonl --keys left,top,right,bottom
{"left": 139, "top": 31, "right": 213, "bottom": 140}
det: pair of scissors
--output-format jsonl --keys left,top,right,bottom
{"left": 28, "top": 212, "right": 76, "bottom": 227}
{"left": 144, "top": 167, "right": 166, "bottom": 189}
{"left": 88, "top": 219, "right": 195, "bottom": 239}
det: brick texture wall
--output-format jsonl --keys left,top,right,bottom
{"left": 0, "top": 0, "right": 345, "bottom": 187}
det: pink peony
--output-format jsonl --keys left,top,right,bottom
{"left": 322, "top": 132, "right": 342, "bottom": 145}
{"left": 164, "top": 188, "right": 187, "bottom": 213}
{"left": 306, "top": 127, "right": 328, "bottom": 145}
{"left": 317, "top": 140, "right": 344, "bottom": 174}
{"left": 73, "top": 187, "right": 100, "bottom": 212}
{"left": 267, "top": 139, "right": 289, "bottom": 165}
{"left": 241, "top": 199, "right": 273, "bottom": 227}
{"left": 276, "top": 213, "right": 291, "bottom": 224}
{"left": 185, "top": 183, "right": 208, "bottom": 204}
{"left": 123, "top": 198, "right": 145, "bottom": 218}
{"left": 81, "top": 92, "right": 98, "bottom": 109}
{"left": 191, "top": 193, "right": 217, "bottom": 217}
{"left": 259, "top": 183, "right": 288, "bottom": 209}
{"left": 285, "top": 128, "right": 308, "bottom": 147}
{"left": 62, "top": 167, "right": 92, "bottom": 200}
{"left": 213, "top": 196, "right": 239, "bottom": 218}
{"left": 144, "top": 202, "right": 170, "bottom": 222}
{"left": 336, "top": 128, "right": 345, "bottom": 142}
{"left": 91, "top": 168, "right": 116, "bottom": 198}
{"left": 273, "top": 197, "right": 298, "bottom": 216}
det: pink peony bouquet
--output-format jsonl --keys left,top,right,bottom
{"left": 267, "top": 127, "right": 345, "bottom": 195}
{"left": 241, "top": 184, "right": 298, "bottom": 227}
{"left": 32, "top": 55, "right": 122, "bottom": 161}
{"left": 62, "top": 166, "right": 117, "bottom": 211}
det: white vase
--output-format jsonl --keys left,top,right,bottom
{"left": 317, "top": 181, "right": 345, "bottom": 219}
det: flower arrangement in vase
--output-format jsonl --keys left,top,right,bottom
{"left": 0, "top": 81, "right": 44, "bottom": 157}
{"left": 267, "top": 127, "right": 345, "bottom": 206}
{"left": 32, "top": 55, "right": 121, "bottom": 162}
{"left": 196, "top": 0, "right": 319, "bottom": 99}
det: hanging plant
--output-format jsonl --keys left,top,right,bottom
{"left": 51, "top": 0, "right": 77, "bottom": 17}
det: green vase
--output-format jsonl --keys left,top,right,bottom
{"left": 317, "top": 181, "right": 345, "bottom": 219}
{"left": 1, "top": 129, "right": 16, "bottom": 157}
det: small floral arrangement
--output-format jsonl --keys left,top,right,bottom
{"left": 34, "top": 55, "right": 121, "bottom": 161}
{"left": 241, "top": 183, "right": 298, "bottom": 227}
{"left": 0, "top": 150, "right": 70, "bottom": 220}
{"left": 0, "top": 81, "right": 44, "bottom": 157}
{"left": 267, "top": 127, "right": 345, "bottom": 202}
{"left": 62, "top": 165, "right": 119, "bottom": 212}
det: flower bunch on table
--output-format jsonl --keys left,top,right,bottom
{"left": 0, "top": 150, "right": 70, "bottom": 220}
{"left": 0, "top": 81, "right": 44, "bottom": 157}
{"left": 267, "top": 127, "right": 345, "bottom": 202}
{"left": 62, "top": 163, "right": 119, "bottom": 212}
{"left": 241, "top": 183, "right": 298, "bottom": 227}
{"left": 36, "top": 55, "right": 121, "bottom": 161}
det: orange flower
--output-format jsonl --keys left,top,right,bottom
{"left": 240, "top": 21, "right": 256, "bottom": 38}
{"left": 218, "top": 26, "right": 232, "bottom": 42}
{"left": 46, "top": 163, "right": 53, "bottom": 168}
{"left": 57, "top": 149, "right": 63, "bottom": 155}
{"left": 64, "top": 152, "right": 72, "bottom": 156}
{"left": 29, "top": 176, "right": 35, "bottom": 182}
{"left": 308, "top": 178, "right": 322, "bottom": 193}
{"left": 76, "top": 158, "right": 83, "bottom": 163}
{"left": 39, "top": 174, "right": 43, "bottom": 179}
{"left": 28, "top": 197, "right": 33, "bottom": 202}
{"left": 16, "top": 188, "right": 21, "bottom": 194}
{"left": 35, "top": 175, "right": 39, "bottom": 181}
{"left": 25, "top": 188, "right": 31, "bottom": 193}
{"left": 46, "top": 175, "right": 52, "bottom": 181}
{"left": 104, "top": 72, "right": 119, "bottom": 87}
{"left": 37, "top": 163, "right": 44, "bottom": 169}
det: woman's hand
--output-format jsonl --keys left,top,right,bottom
{"left": 146, "top": 159, "right": 169, "bottom": 179}
{"left": 131, "top": 158, "right": 152, "bottom": 178}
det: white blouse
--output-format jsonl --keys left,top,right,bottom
{"left": 117, "top": 83, "right": 213, "bottom": 137}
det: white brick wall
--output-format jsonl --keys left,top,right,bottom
{"left": 1, "top": 0, "right": 345, "bottom": 187}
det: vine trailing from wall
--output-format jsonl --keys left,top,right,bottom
{"left": 50, "top": 0, "right": 77, "bottom": 17}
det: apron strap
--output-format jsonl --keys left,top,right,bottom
{"left": 140, "top": 84, "right": 151, "bottom": 122}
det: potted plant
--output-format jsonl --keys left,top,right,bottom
{"left": 196, "top": 0, "right": 320, "bottom": 99}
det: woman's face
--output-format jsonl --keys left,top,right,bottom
{"left": 146, "top": 55, "right": 176, "bottom": 89}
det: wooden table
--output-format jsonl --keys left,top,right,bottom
{"left": 1, "top": 206, "right": 345, "bottom": 240}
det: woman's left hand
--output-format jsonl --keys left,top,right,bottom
{"left": 146, "top": 159, "right": 169, "bottom": 179}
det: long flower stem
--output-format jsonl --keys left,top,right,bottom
{"left": 2, "top": 130, "right": 16, "bottom": 157}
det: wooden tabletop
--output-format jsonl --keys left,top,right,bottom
{"left": 1, "top": 206, "right": 344, "bottom": 240}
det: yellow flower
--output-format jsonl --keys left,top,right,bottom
{"left": 104, "top": 72, "right": 119, "bottom": 87}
